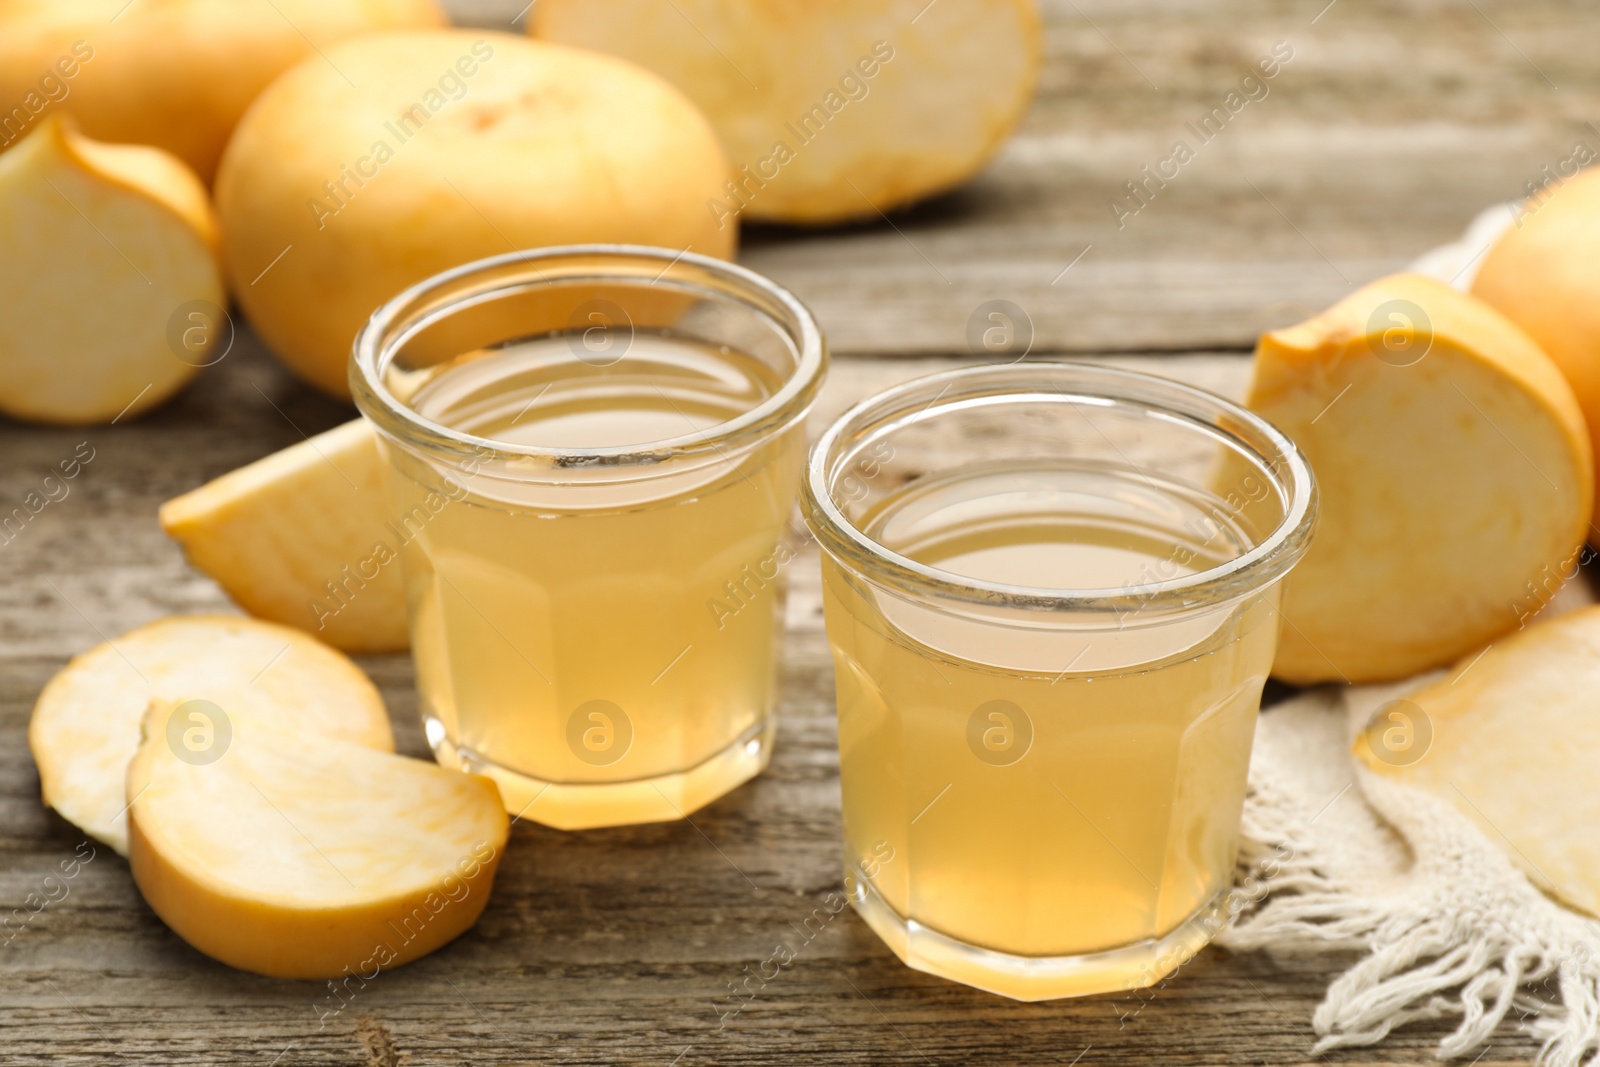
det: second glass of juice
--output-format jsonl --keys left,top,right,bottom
{"left": 802, "top": 363, "right": 1316, "bottom": 1000}
{"left": 352, "top": 246, "right": 826, "bottom": 829}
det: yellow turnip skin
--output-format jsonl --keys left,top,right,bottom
{"left": 0, "top": 0, "right": 446, "bottom": 184}
{"left": 1248, "top": 273, "right": 1592, "bottom": 684}
{"left": 1474, "top": 168, "right": 1600, "bottom": 534}
{"left": 215, "top": 29, "right": 736, "bottom": 398}
{"left": 531, "top": 0, "right": 1042, "bottom": 224}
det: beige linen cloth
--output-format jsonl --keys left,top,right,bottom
{"left": 1224, "top": 684, "right": 1600, "bottom": 1063}
{"left": 1216, "top": 214, "right": 1598, "bottom": 1064}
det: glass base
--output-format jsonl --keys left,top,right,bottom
{"left": 849, "top": 874, "right": 1229, "bottom": 1001}
{"left": 425, "top": 717, "right": 773, "bottom": 830}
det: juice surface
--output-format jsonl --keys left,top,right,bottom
{"left": 825, "top": 460, "right": 1277, "bottom": 992}
{"left": 388, "top": 333, "right": 802, "bottom": 827}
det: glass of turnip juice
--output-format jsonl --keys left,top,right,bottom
{"left": 354, "top": 246, "right": 826, "bottom": 830}
{"left": 802, "top": 363, "right": 1315, "bottom": 1000}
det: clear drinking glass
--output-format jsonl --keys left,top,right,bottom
{"left": 352, "top": 246, "right": 826, "bottom": 830}
{"left": 802, "top": 363, "right": 1316, "bottom": 1000}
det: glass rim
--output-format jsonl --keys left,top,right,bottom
{"left": 801, "top": 362, "right": 1318, "bottom": 613}
{"left": 350, "top": 244, "right": 828, "bottom": 465}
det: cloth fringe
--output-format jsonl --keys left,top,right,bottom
{"left": 1218, "top": 688, "right": 1600, "bottom": 1065}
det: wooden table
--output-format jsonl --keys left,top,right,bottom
{"left": 5, "top": 0, "right": 1594, "bottom": 1062}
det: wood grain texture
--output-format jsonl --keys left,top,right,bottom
{"left": 2, "top": 0, "right": 1589, "bottom": 1062}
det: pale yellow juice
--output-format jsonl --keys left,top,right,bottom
{"left": 384, "top": 334, "right": 801, "bottom": 829}
{"left": 824, "top": 460, "right": 1279, "bottom": 997}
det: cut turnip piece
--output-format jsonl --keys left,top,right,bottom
{"left": 0, "top": 116, "right": 224, "bottom": 423}
{"left": 1356, "top": 605, "right": 1600, "bottom": 916}
{"left": 161, "top": 419, "right": 409, "bottom": 654}
{"left": 1247, "top": 273, "right": 1592, "bottom": 683}
{"left": 128, "top": 702, "right": 507, "bottom": 979}
{"left": 30, "top": 615, "right": 392, "bottom": 854}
